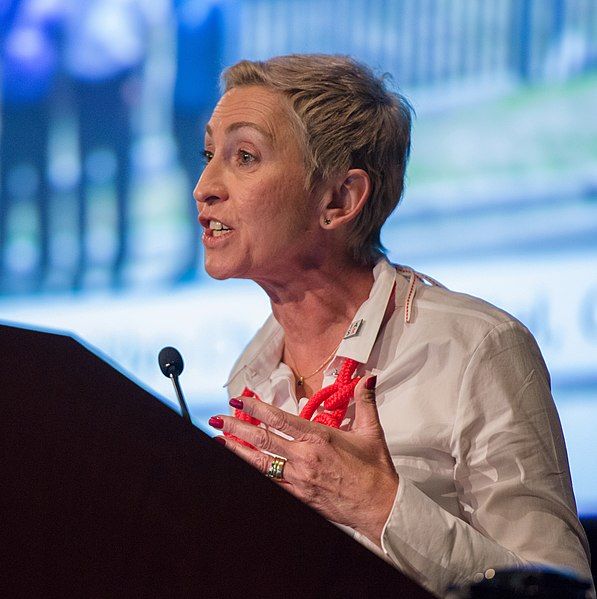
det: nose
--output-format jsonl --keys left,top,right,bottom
{"left": 193, "top": 159, "right": 229, "bottom": 207}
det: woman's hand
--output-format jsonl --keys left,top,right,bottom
{"left": 208, "top": 375, "right": 399, "bottom": 547}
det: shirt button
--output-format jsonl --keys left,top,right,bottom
{"left": 472, "top": 572, "right": 484, "bottom": 583}
{"left": 484, "top": 568, "right": 495, "bottom": 580}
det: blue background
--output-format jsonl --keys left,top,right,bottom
{"left": 1, "top": 0, "right": 596, "bottom": 514}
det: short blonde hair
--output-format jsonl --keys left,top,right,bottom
{"left": 222, "top": 54, "right": 413, "bottom": 266}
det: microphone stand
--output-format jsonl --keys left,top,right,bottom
{"left": 170, "top": 373, "right": 192, "bottom": 424}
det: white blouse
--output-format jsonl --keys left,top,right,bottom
{"left": 225, "top": 258, "right": 593, "bottom": 597}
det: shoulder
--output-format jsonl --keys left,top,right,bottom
{"left": 393, "top": 276, "right": 549, "bottom": 392}
{"left": 409, "top": 283, "right": 553, "bottom": 425}
{"left": 409, "top": 279, "right": 538, "bottom": 355}
{"left": 415, "top": 279, "right": 517, "bottom": 328}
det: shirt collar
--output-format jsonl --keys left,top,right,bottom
{"left": 224, "top": 314, "right": 284, "bottom": 388}
{"left": 224, "top": 258, "right": 398, "bottom": 387}
{"left": 335, "top": 257, "right": 396, "bottom": 364}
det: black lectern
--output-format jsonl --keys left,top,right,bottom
{"left": 0, "top": 322, "right": 433, "bottom": 598}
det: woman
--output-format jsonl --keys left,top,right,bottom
{"left": 196, "top": 55, "right": 592, "bottom": 596}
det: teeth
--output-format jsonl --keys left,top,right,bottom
{"left": 212, "top": 229, "right": 232, "bottom": 237}
{"left": 209, "top": 220, "right": 231, "bottom": 231}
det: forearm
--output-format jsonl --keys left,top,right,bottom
{"left": 377, "top": 477, "right": 593, "bottom": 598}
{"left": 378, "top": 477, "right": 526, "bottom": 595}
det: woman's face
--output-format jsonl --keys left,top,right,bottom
{"left": 194, "top": 85, "right": 323, "bottom": 283}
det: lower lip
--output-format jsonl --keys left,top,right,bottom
{"left": 202, "top": 230, "right": 234, "bottom": 248}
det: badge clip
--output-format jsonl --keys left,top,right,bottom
{"left": 343, "top": 318, "right": 363, "bottom": 339}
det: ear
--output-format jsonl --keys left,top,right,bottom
{"left": 320, "top": 169, "right": 371, "bottom": 229}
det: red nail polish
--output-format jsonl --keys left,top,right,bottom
{"left": 229, "top": 398, "right": 244, "bottom": 410}
{"left": 365, "top": 375, "right": 377, "bottom": 390}
{"left": 208, "top": 416, "right": 224, "bottom": 429}
{"left": 214, "top": 436, "right": 226, "bottom": 446}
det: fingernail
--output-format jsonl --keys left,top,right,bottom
{"left": 229, "top": 398, "right": 244, "bottom": 410}
{"left": 208, "top": 416, "right": 224, "bottom": 429}
{"left": 365, "top": 375, "right": 377, "bottom": 391}
{"left": 214, "top": 436, "right": 226, "bottom": 446}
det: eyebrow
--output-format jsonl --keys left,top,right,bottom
{"left": 205, "top": 121, "right": 274, "bottom": 143}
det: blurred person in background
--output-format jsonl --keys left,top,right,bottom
{"left": 171, "top": 0, "right": 223, "bottom": 283}
{"left": 62, "top": 0, "right": 150, "bottom": 290}
{"left": 0, "top": 0, "right": 63, "bottom": 292}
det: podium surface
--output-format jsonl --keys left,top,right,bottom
{"left": 0, "top": 322, "right": 433, "bottom": 597}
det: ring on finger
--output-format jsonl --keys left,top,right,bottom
{"left": 266, "top": 456, "right": 287, "bottom": 480}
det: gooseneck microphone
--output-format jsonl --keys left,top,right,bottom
{"left": 158, "top": 346, "right": 192, "bottom": 424}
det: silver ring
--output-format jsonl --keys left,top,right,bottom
{"left": 266, "top": 456, "right": 287, "bottom": 480}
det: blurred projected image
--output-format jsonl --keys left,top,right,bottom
{"left": 1, "top": 0, "right": 596, "bottom": 512}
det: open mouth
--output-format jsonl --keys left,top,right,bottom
{"left": 209, "top": 220, "right": 232, "bottom": 237}
{"left": 200, "top": 218, "right": 234, "bottom": 238}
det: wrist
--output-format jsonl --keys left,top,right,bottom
{"left": 357, "top": 472, "right": 399, "bottom": 547}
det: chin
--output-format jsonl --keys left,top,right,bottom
{"left": 204, "top": 263, "right": 233, "bottom": 281}
{"left": 204, "top": 255, "right": 249, "bottom": 281}
{"left": 206, "top": 271, "right": 229, "bottom": 281}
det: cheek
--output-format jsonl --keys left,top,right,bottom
{"left": 239, "top": 180, "right": 300, "bottom": 228}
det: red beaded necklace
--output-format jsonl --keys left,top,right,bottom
{"left": 227, "top": 358, "right": 361, "bottom": 447}
{"left": 298, "top": 357, "right": 361, "bottom": 427}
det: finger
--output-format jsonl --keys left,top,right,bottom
{"left": 352, "top": 374, "right": 384, "bottom": 436}
{"left": 229, "top": 395, "right": 330, "bottom": 443}
{"left": 216, "top": 433, "right": 275, "bottom": 471}
{"left": 216, "top": 435, "right": 294, "bottom": 485}
{"left": 208, "top": 415, "right": 290, "bottom": 456}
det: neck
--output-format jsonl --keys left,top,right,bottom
{"left": 255, "top": 255, "right": 376, "bottom": 372}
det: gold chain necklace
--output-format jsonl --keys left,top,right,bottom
{"left": 285, "top": 341, "right": 341, "bottom": 387}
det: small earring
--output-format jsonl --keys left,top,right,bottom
{"left": 323, "top": 217, "right": 332, "bottom": 225}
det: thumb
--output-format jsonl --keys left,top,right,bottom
{"left": 352, "top": 374, "right": 384, "bottom": 436}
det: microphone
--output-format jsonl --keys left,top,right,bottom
{"left": 158, "top": 346, "right": 192, "bottom": 424}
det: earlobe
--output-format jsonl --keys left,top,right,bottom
{"left": 320, "top": 169, "right": 371, "bottom": 229}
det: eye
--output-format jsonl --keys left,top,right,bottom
{"left": 202, "top": 149, "right": 213, "bottom": 164}
{"left": 238, "top": 149, "right": 256, "bottom": 165}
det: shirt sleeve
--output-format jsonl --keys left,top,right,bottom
{"left": 378, "top": 320, "right": 593, "bottom": 597}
